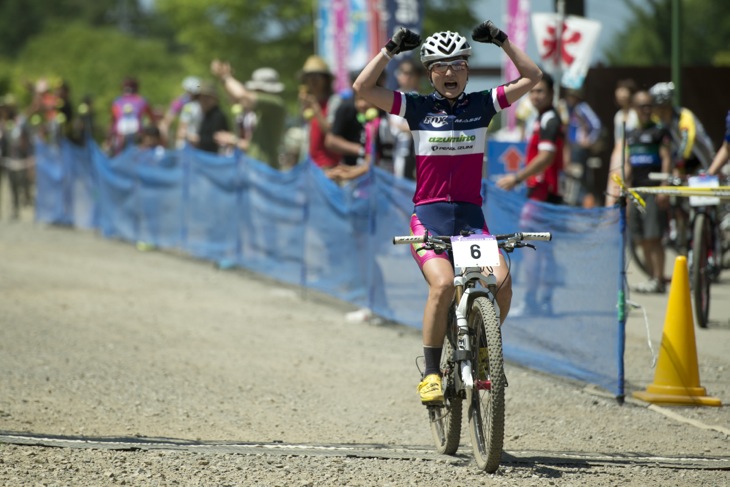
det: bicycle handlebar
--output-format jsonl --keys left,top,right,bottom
{"left": 392, "top": 231, "right": 552, "bottom": 247}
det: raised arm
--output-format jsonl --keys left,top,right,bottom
{"left": 353, "top": 28, "right": 421, "bottom": 113}
{"left": 211, "top": 59, "right": 256, "bottom": 106}
{"left": 471, "top": 21, "right": 542, "bottom": 106}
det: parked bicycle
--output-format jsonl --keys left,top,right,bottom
{"left": 686, "top": 174, "right": 728, "bottom": 328}
{"left": 630, "top": 173, "right": 728, "bottom": 327}
{"left": 628, "top": 174, "right": 690, "bottom": 283}
{"left": 393, "top": 230, "right": 552, "bottom": 472}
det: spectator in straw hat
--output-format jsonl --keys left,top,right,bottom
{"left": 298, "top": 55, "right": 341, "bottom": 170}
{"left": 211, "top": 61, "right": 286, "bottom": 168}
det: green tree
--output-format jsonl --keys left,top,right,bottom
{"left": 155, "top": 0, "right": 477, "bottom": 113}
{"left": 604, "top": 0, "right": 730, "bottom": 66}
{"left": 12, "top": 23, "right": 185, "bottom": 133}
{"left": 0, "top": 0, "right": 159, "bottom": 59}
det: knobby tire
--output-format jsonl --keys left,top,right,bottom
{"left": 467, "top": 296, "right": 505, "bottom": 473}
{"left": 690, "top": 213, "right": 711, "bottom": 328}
{"left": 429, "top": 312, "right": 462, "bottom": 455}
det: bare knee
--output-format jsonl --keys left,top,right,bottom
{"left": 496, "top": 273, "right": 513, "bottom": 322}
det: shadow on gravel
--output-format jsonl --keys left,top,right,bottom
{"left": 3, "top": 432, "right": 728, "bottom": 470}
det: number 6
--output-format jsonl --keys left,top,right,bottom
{"left": 470, "top": 244, "right": 481, "bottom": 259}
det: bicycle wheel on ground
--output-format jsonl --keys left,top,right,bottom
{"left": 467, "top": 296, "right": 505, "bottom": 473}
{"left": 629, "top": 237, "right": 653, "bottom": 280}
{"left": 428, "top": 312, "right": 462, "bottom": 455}
{"left": 690, "top": 213, "right": 711, "bottom": 328}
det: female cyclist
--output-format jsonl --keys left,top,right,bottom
{"left": 353, "top": 21, "right": 542, "bottom": 405}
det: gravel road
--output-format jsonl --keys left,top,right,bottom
{"left": 0, "top": 208, "right": 728, "bottom": 486}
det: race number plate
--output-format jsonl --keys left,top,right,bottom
{"left": 451, "top": 234, "right": 500, "bottom": 268}
{"left": 688, "top": 175, "right": 720, "bottom": 207}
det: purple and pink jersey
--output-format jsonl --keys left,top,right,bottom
{"left": 389, "top": 87, "right": 510, "bottom": 269}
{"left": 389, "top": 87, "right": 510, "bottom": 206}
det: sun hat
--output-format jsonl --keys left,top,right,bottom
{"left": 300, "top": 55, "right": 333, "bottom": 78}
{"left": 245, "top": 68, "right": 285, "bottom": 94}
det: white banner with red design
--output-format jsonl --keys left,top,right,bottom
{"left": 531, "top": 13, "right": 602, "bottom": 90}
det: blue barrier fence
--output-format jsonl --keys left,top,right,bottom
{"left": 35, "top": 139, "right": 622, "bottom": 395}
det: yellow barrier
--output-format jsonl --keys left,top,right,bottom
{"left": 631, "top": 186, "right": 730, "bottom": 198}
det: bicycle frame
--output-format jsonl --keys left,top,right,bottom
{"left": 452, "top": 266, "right": 498, "bottom": 391}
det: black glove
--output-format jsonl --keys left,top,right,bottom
{"left": 385, "top": 27, "right": 422, "bottom": 55}
{"left": 471, "top": 20, "right": 508, "bottom": 47}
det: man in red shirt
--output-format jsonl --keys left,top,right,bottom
{"left": 497, "top": 72, "right": 563, "bottom": 203}
{"left": 497, "top": 73, "right": 564, "bottom": 316}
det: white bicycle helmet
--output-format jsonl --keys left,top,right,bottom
{"left": 649, "top": 81, "right": 674, "bottom": 105}
{"left": 420, "top": 31, "right": 472, "bottom": 66}
{"left": 182, "top": 76, "right": 201, "bottom": 95}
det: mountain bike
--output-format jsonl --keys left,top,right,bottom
{"left": 393, "top": 231, "right": 552, "bottom": 472}
{"left": 687, "top": 174, "right": 728, "bottom": 328}
{"left": 628, "top": 174, "right": 689, "bottom": 282}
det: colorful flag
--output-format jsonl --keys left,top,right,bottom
{"left": 504, "top": 0, "right": 531, "bottom": 131}
{"left": 531, "top": 13, "right": 602, "bottom": 90}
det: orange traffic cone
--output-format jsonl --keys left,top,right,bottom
{"left": 632, "top": 256, "right": 722, "bottom": 407}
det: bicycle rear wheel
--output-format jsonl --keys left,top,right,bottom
{"left": 428, "top": 312, "right": 462, "bottom": 455}
{"left": 690, "top": 213, "right": 711, "bottom": 328}
{"left": 467, "top": 296, "right": 505, "bottom": 473}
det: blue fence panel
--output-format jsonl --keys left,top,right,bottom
{"left": 92, "top": 144, "right": 139, "bottom": 240}
{"left": 62, "top": 139, "right": 98, "bottom": 229}
{"left": 302, "top": 163, "right": 371, "bottom": 306}
{"left": 237, "top": 156, "right": 308, "bottom": 283}
{"left": 133, "top": 149, "right": 184, "bottom": 249}
{"left": 35, "top": 141, "right": 72, "bottom": 225}
{"left": 485, "top": 182, "right": 621, "bottom": 394}
{"left": 181, "top": 146, "right": 240, "bottom": 263}
{"left": 33, "top": 139, "right": 623, "bottom": 396}
{"left": 370, "top": 168, "right": 425, "bottom": 326}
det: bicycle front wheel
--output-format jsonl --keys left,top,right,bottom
{"left": 467, "top": 296, "right": 505, "bottom": 473}
{"left": 429, "top": 312, "right": 462, "bottom": 455}
{"left": 690, "top": 213, "right": 711, "bottom": 328}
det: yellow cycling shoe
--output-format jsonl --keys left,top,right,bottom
{"left": 417, "top": 374, "right": 444, "bottom": 405}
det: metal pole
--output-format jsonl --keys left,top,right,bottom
{"left": 671, "top": 0, "right": 681, "bottom": 105}
{"left": 616, "top": 121, "right": 627, "bottom": 404}
{"left": 554, "top": 0, "right": 566, "bottom": 107}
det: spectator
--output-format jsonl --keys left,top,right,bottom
{"left": 626, "top": 90, "right": 673, "bottom": 293}
{"left": 708, "top": 110, "right": 730, "bottom": 176}
{"left": 279, "top": 126, "right": 305, "bottom": 170}
{"left": 187, "top": 80, "right": 229, "bottom": 154}
{"left": 108, "top": 77, "right": 156, "bottom": 156}
{"left": 72, "top": 95, "right": 97, "bottom": 143}
{"left": 561, "top": 87, "right": 602, "bottom": 207}
{"left": 138, "top": 124, "right": 164, "bottom": 151}
{"left": 497, "top": 72, "right": 564, "bottom": 315}
{"left": 175, "top": 91, "right": 203, "bottom": 150}
{"left": 159, "top": 76, "right": 201, "bottom": 148}
{"left": 298, "top": 55, "right": 341, "bottom": 169}
{"left": 0, "top": 94, "right": 34, "bottom": 219}
{"left": 365, "top": 106, "right": 398, "bottom": 175}
{"left": 27, "top": 78, "right": 63, "bottom": 145}
{"left": 391, "top": 58, "right": 425, "bottom": 180}
{"left": 211, "top": 62, "right": 286, "bottom": 169}
{"left": 325, "top": 71, "right": 376, "bottom": 174}
{"left": 327, "top": 91, "right": 379, "bottom": 184}
{"left": 606, "top": 78, "right": 639, "bottom": 206}
{"left": 649, "top": 81, "right": 714, "bottom": 175}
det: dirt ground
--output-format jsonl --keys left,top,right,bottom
{"left": 0, "top": 199, "right": 728, "bottom": 486}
